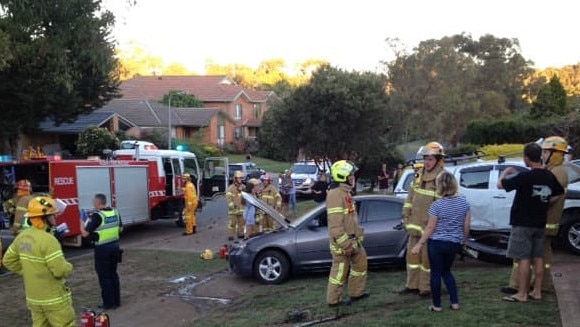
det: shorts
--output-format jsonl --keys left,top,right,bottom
{"left": 506, "top": 226, "right": 545, "bottom": 260}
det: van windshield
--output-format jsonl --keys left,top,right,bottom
{"left": 291, "top": 164, "right": 317, "bottom": 174}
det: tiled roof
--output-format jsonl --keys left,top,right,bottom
{"left": 39, "top": 111, "right": 134, "bottom": 134}
{"left": 239, "top": 118, "right": 262, "bottom": 127}
{"left": 119, "top": 75, "right": 266, "bottom": 102}
{"left": 96, "top": 99, "right": 224, "bottom": 127}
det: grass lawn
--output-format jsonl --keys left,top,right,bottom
{"left": 190, "top": 261, "right": 559, "bottom": 327}
{"left": 226, "top": 154, "right": 291, "bottom": 174}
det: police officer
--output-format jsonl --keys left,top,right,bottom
{"left": 326, "top": 160, "right": 369, "bottom": 307}
{"left": 226, "top": 171, "right": 246, "bottom": 241}
{"left": 3, "top": 196, "right": 76, "bottom": 326}
{"left": 399, "top": 142, "right": 445, "bottom": 297}
{"left": 80, "top": 193, "right": 123, "bottom": 310}
{"left": 182, "top": 173, "right": 198, "bottom": 236}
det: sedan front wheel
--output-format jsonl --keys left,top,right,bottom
{"left": 253, "top": 250, "right": 290, "bottom": 284}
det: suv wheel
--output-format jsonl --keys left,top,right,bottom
{"left": 253, "top": 250, "right": 290, "bottom": 284}
{"left": 562, "top": 219, "right": 580, "bottom": 254}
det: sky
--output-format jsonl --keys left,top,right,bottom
{"left": 105, "top": 0, "right": 579, "bottom": 74}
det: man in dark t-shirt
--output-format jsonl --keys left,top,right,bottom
{"left": 498, "top": 143, "right": 564, "bottom": 303}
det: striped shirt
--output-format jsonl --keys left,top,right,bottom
{"left": 428, "top": 195, "right": 470, "bottom": 244}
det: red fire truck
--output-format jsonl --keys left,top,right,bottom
{"left": 0, "top": 141, "right": 228, "bottom": 247}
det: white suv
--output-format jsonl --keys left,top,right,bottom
{"left": 289, "top": 161, "right": 331, "bottom": 196}
{"left": 394, "top": 158, "right": 580, "bottom": 262}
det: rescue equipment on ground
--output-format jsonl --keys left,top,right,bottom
{"left": 220, "top": 244, "right": 229, "bottom": 259}
{"left": 200, "top": 248, "right": 214, "bottom": 260}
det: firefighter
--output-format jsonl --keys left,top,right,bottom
{"left": 226, "top": 171, "right": 246, "bottom": 241}
{"left": 259, "top": 174, "right": 282, "bottom": 232}
{"left": 399, "top": 141, "right": 445, "bottom": 297}
{"left": 501, "top": 136, "right": 569, "bottom": 295}
{"left": 326, "top": 160, "right": 369, "bottom": 307}
{"left": 10, "top": 179, "right": 35, "bottom": 235}
{"left": 2, "top": 196, "right": 76, "bottom": 327}
{"left": 182, "top": 173, "right": 198, "bottom": 236}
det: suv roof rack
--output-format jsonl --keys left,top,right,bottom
{"left": 407, "top": 150, "right": 488, "bottom": 167}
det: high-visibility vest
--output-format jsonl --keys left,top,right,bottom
{"left": 94, "top": 209, "right": 121, "bottom": 246}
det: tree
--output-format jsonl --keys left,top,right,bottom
{"left": 159, "top": 90, "right": 204, "bottom": 108}
{"left": 0, "top": 0, "right": 120, "bottom": 155}
{"left": 384, "top": 33, "right": 533, "bottom": 145}
{"left": 259, "top": 65, "right": 391, "bottom": 165}
{"left": 529, "top": 76, "right": 569, "bottom": 119}
{"left": 76, "top": 126, "right": 119, "bottom": 157}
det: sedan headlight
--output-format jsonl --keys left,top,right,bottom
{"left": 303, "top": 177, "right": 313, "bottom": 186}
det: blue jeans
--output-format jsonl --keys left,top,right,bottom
{"left": 427, "top": 239, "right": 461, "bottom": 307}
{"left": 288, "top": 193, "right": 297, "bottom": 213}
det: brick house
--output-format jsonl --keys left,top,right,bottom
{"left": 119, "top": 75, "right": 277, "bottom": 147}
{"left": 27, "top": 75, "right": 276, "bottom": 156}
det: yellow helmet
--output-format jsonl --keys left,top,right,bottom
{"left": 200, "top": 249, "right": 214, "bottom": 260}
{"left": 542, "top": 136, "right": 568, "bottom": 153}
{"left": 183, "top": 173, "right": 191, "bottom": 180}
{"left": 331, "top": 160, "right": 358, "bottom": 183}
{"left": 247, "top": 178, "right": 260, "bottom": 185}
{"left": 27, "top": 196, "right": 58, "bottom": 218}
{"left": 234, "top": 170, "right": 245, "bottom": 179}
{"left": 421, "top": 142, "right": 445, "bottom": 157}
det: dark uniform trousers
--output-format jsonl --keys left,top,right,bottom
{"left": 95, "top": 241, "right": 121, "bottom": 308}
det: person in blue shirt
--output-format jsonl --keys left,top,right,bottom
{"left": 411, "top": 171, "right": 471, "bottom": 312}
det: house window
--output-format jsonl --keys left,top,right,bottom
{"left": 253, "top": 103, "right": 261, "bottom": 119}
{"left": 235, "top": 104, "right": 242, "bottom": 120}
{"left": 218, "top": 125, "right": 225, "bottom": 146}
{"left": 235, "top": 127, "right": 242, "bottom": 139}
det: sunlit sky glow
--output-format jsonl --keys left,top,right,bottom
{"left": 106, "top": 0, "right": 579, "bottom": 74}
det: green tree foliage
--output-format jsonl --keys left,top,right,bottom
{"left": 529, "top": 76, "right": 569, "bottom": 119}
{"left": 259, "top": 65, "right": 392, "bottom": 167}
{"left": 0, "top": 0, "right": 120, "bottom": 153}
{"left": 76, "top": 126, "right": 120, "bottom": 157}
{"left": 159, "top": 90, "right": 204, "bottom": 108}
{"left": 385, "top": 33, "right": 533, "bottom": 146}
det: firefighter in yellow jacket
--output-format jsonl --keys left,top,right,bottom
{"left": 182, "top": 173, "right": 199, "bottom": 236}
{"left": 259, "top": 174, "right": 282, "bottom": 232}
{"left": 400, "top": 142, "right": 445, "bottom": 296}
{"left": 8, "top": 179, "right": 34, "bottom": 235}
{"left": 2, "top": 196, "right": 76, "bottom": 327}
{"left": 226, "top": 171, "right": 246, "bottom": 241}
{"left": 501, "top": 136, "right": 569, "bottom": 295}
{"left": 326, "top": 160, "right": 369, "bottom": 307}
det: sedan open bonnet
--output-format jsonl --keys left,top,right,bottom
{"left": 241, "top": 192, "right": 291, "bottom": 228}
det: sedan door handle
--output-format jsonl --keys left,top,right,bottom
{"left": 492, "top": 196, "right": 506, "bottom": 199}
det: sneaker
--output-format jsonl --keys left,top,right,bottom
{"left": 398, "top": 287, "right": 419, "bottom": 295}
{"left": 500, "top": 287, "right": 518, "bottom": 295}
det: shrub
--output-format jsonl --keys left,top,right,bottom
{"left": 76, "top": 126, "right": 119, "bottom": 157}
{"left": 478, "top": 144, "right": 524, "bottom": 160}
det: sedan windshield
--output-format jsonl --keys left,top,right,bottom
{"left": 291, "top": 164, "right": 317, "bottom": 174}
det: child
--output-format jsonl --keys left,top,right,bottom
{"left": 242, "top": 179, "right": 260, "bottom": 239}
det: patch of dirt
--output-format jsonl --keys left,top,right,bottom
{"left": 100, "top": 200, "right": 259, "bottom": 327}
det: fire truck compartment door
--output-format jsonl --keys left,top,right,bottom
{"left": 202, "top": 157, "right": 229, "bottom": 200}
{"left": 76, "top": 167, "right": 112, "bottom": 216}
{"left": 113, "top": 166, "right": 149, "bottom": 224}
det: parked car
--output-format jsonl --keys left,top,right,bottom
{"left": 228, "top": 193, "right": 408, "bottom": 284}
{"left": 394, "top": 158, "right": 580, "bottom": 263}
{"left": 289, "top": 160, "right": 331, "bottom": 196}
{"left": 228, "top": 162, "right": 265, "bottom": 183}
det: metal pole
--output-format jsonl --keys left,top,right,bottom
{"left": 168, "top": 94, "right": 172, "bottom": 150}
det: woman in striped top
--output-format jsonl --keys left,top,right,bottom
{"left": 411, "top": 171, "right": 471, "bottom": 312}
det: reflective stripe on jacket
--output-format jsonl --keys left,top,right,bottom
{"left": 403, "top": 165, "right": 443, "bottom": 237}
{"left": 226, "top": 184, "right": 245, "bottom": 215}
{"left": 2, "top": 227, "right": 73, "bottom": 307}
{"left": 95, "top": 209, "right": 121, "bottom": 246}
{"left": 545, "top": 164, "right": 568, "bottom": 236}
{"left": 327, "top": 183, "right": 363, "bottom": 254}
